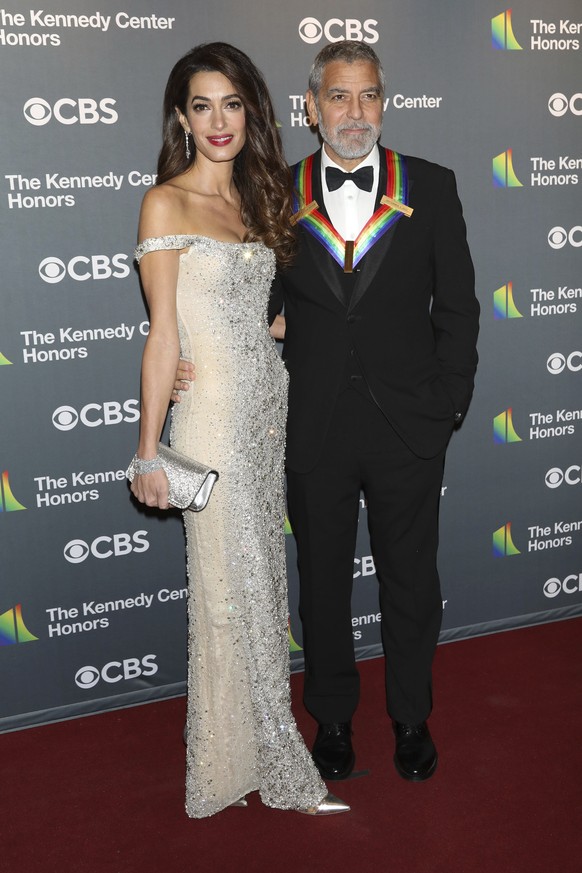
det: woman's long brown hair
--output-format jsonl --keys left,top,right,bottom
{"left": 157, "top": 42, "right": 295, "bottom": 266}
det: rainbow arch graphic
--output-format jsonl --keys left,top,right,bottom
{"left": 1, "top": 470, "right": 26, "bottom": 512}
{"left": 494, "top": 408, "right": 522, "bottom": 444}
{"left": 493, "top": 149, "right": 523, "bottom": 188}
{"left": 0, "top": 604, "right": 39, "bottom": 645}
{"left": 492, "top": 10, "right": 523, "bottom": 50}
{"left": 494, "top": 282, "right": 523, "bottom": 319}
{"left": 493, "top": 523, "right": 521, "bottom": 557}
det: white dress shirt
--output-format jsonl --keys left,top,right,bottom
{"left": 320, "top": 146, "right": 380, "bottom": 242}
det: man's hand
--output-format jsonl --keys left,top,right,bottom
{"left": 172, "top": 359, "right": 195, "bottom": 403}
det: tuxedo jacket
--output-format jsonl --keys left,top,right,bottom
{"left": 269, "top": 145, "right": 480, "bottom": 474}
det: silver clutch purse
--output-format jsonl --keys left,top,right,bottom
{"left": 126, "top": 443, "right": 218, "bottom": 511}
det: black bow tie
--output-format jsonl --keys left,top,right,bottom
{"left": 325, "top": 165, "right": 374, "bottom": 192}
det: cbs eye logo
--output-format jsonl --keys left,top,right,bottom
{"left": 548, "top": 92, "right": 582, "bottom": 117}
{"left": 298, "top": 17, "right": 379, "bottom": 44}
{"left": 23, "top": 97, "right": 118, "bottom": 126}
{"left": 64, "top": 540, "right": 91, "bottom": 563}
{"left": 23, "top": 98, "right": 52, "bottom": 125}
{"left": 75, "top": 665, "right": 101, "bottom": 689}
{"left": 52, "top": 406, "right": 79, "bottom": 430}
{"left": 546, "top": 352, "right": 582, "bottom": 374}
{"left": 38, "top": 257, "right": 66, "bottom": 284}
{"left": 548, "top": 226, "right": 582, "bottom": 249}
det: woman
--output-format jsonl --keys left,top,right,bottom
{"left": 130, "top": 43, "right": 348, "bottom": 818}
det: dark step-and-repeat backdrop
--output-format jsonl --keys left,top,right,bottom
{"left": 1, "top": 1, "right": 580, "bottom": 730}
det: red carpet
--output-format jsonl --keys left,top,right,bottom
{"left": 4, "top": 618, "right": 582, "bottom": 873}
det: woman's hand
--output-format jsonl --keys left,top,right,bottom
{"left": 269, "top": 314, "right": 286, "bottom": 340}
{"left": 131, "top": 468, "right": 171, "bottom": 510}
{"left": 172, "top": 359, "right": 196, "bottom": 403}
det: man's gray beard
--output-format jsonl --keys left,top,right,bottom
{"left": 318, "top": 119, "right": 381, "bottom": 161}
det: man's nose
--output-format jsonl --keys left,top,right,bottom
{"left": 346, "top": 98, "right": 364, "bottom": 120}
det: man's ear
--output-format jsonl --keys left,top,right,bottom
{"left": 305, "top": 91, "right": 318, "bottom": 127}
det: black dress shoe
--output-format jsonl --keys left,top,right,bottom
{"left": 392, "top": 721, "right": 438, "bottom": 782}
{"left": 312, "top": 722, "right": 355, "bottom": 780}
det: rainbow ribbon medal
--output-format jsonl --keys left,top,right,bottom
{"left": 293, "top": 150, "right": 410, "bottom": 272}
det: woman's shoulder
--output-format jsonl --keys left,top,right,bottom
{"left": 141, "top": 179, "right": 188, "bottom": 216}
{"left": 138, "top": 178, "right": 193, "bottom": 243}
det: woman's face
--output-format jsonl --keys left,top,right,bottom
{"left": 177, "top": 70, "right": 246, "bottom": 166}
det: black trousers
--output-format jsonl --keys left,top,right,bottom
{"left": 286, "top": 388, "right": 445, "bottom": 726}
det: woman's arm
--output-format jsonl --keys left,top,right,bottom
{"left": 131, "top": 188, "right": 181, "bottom": 509}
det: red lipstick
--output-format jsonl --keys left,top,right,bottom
{"left": 207, "top": 135, "right": 234, "bottom": 146}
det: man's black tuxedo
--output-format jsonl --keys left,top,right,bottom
{"left": 269, "top": 145, "right": 479, "bottom": 726}
{"left": 269, "top": 145, "right": 479, "bottom": 472}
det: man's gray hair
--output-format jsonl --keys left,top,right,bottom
{"left": 308, "top": 40, "right": 386, "bottom": 99}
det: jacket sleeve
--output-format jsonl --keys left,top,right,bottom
{"left": 267, "top": 269, "right": 285, "bottom": 326}
{"left": 430, "top": 168, "right": 480, "bottom": 421}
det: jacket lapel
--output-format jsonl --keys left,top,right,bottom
{"left": 299, "top": 150, "right": 347, "bottom": 309}
{"left": 295, "top": 146, "right": 412, "bottom": 312}
{"left": 348, "top": 146, "right": 410, "bottom": 312}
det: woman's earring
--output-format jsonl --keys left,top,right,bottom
{"left": 185, "top": 130, "right": 191, "bottom": 160}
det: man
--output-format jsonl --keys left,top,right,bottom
{"left": 269, "top": 40, "right": 478, "bottom": 784}
{"left": 177, "top": 40, "right": 479, "bottom": 783}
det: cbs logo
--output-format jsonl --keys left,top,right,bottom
{"left": 543, "top": 574, "right": 582, "bottom": 598}
{"left": 52, "top": 399, "right": 140, "bottom": 431}
{"left": 298, "top": 17, "right": 379, "bottom": 44}
{"left": 545, "top": 466, "right": 582, "bottom": 489}
{"left": 38, "top": 254, "right": 130, "bottom": 284}
{"left": 546, "top": 351, "right": 582, "bottom": 374}
{"left": 548, "top": 92, "right": 582, "bottom": 117}
{"left": 23, "top": 97, "right": 118, "bottom": 126}
{"left": 64, "top": 531, "right": 149, "bottom": 563}
{"left": 353, "top": 555, "right": 376, "bottom": 578}
{"left": 75, "top": 655, "right": 158, "bottom": 689}
{"left": 547, "top": 226, "right": 582, "bottom": 249}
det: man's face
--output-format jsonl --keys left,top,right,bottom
{"left": 306, "top": 60, "right": 383, "bottom": 170}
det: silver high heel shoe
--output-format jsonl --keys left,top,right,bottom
{"left": 299, "top": 792, "right": 350, "bottom": 815}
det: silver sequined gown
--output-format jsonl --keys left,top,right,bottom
{"left": 135, "top": 236, "right": 326, "bottom": 818}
